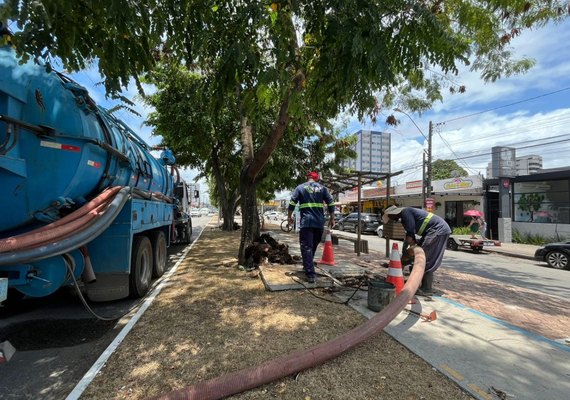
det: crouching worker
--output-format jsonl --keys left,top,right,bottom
{"left": 288, "top": 171, "right": 335, "bottom": 283}
{"left": 383, "top": 206, "right": 451, "bottom": 296}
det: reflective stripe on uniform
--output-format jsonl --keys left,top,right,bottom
{"left": 418, "top": 212, "right": 434, "bottom": 236}
{"left": 299, "top": 203, "right": 329, "bottom": 208}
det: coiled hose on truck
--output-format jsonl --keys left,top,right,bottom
{"left": 0, "top": 187, "right": 131, "bottom": 265}
{"left": 152, "top": 247, "right": 427, "bottom": 400}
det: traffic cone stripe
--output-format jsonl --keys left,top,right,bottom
{"left": 386, "top": 242, "right": 405, "bottom": 295}
{"left": 387, "top": 266, "right": 403, "bottom": 277}
{"left": 319, "top": 230, "right": 335, "bottom": 266}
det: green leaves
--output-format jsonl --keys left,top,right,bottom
{"left": 431, "top": 159, "right": 468, "bottom": 181}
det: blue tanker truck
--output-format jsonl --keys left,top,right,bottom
{"left": 0, "top": 30, "right": 192, "bottom": 302}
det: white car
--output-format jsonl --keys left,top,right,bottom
{"left": 376, "top": 224, "right": 384, "bottom": 238}
{"left": 264, "top": 211, "right": 285, "bottom": 221}
{"left": 190, "top": 208, "right": 200, "bottom": 217}
{"left": 200, "top": 208, "right": 210, "bottom": 217}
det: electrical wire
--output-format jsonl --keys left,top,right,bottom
{"left": 440, "top": 114, "right": 570, "bottom": 147}
{"left": 438, "top": 87, "right": 570, "bottom": 125}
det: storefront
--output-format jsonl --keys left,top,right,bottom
{"left": 339, "top": 175, "right": 485, "bottom": 227}
{"left": 511, "top": 168, "right": 570, "bottom": 239}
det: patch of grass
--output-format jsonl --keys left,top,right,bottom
{"left": 512, "top": 229, "right": 554, "bottom": 245}
{"left": 452, "top": 227, "right": 471, "bottom": 235}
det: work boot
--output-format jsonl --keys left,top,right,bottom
{"left": 415, "top": 289, "right": 433, "bottom": 297}
{"left": 307, "top": 276, "right": 316, "bottom": 284}
{"left": 417, "top": 271, "right": 434, "bottom": 296}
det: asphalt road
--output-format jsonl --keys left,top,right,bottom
{"left": 0, "top": 216, "right": 211, "bottom": 400}
{"left": 332, "top": 228, "right": 570, "bottom": 300}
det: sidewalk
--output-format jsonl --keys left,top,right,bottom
{"left": 267, "top": 228, "right": 570, "bottom": 400}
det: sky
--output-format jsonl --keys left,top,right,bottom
{"left": 345, "top": 19, "right": 570, "bottom": 186}
{"left": 64, "top": 18, "right": 570, "bottom": 196}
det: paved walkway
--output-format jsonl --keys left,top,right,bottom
{"left": 264, "top": 226, "right": 570, "bottom": 400}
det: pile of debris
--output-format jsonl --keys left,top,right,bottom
{"left": 244, "top": 234, "right": 300, "bottom": 268}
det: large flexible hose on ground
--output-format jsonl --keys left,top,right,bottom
{"left": 153, "top": 247, "right": 427, "bottom": 400}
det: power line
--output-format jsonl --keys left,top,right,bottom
{"left": 441, "top": 113, "right": 570, "bottom": 147}
{"left": 438, "top": 87, "right": 570, "bottom": 125}
{"left": 446, "top": 136, "right": 570, "bottom": 162}
{"left": 441, "top": 132, "right": 570, "bottom": 161}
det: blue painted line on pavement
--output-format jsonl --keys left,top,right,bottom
{"left": 435, "top": 296, "right": 570, "bottom": 353}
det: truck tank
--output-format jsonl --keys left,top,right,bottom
{"left": 0, "top": 45, "right": 173, "bottom": 232}
{"left": 0, "top": 36, "right": 184, "bottom": 301}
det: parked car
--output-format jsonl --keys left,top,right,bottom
{"left": 200, "top": 207, "right": 210, "bottom": 217}
{"left": 534, "top": 241, "right": 570, "bottom": 270}
{"left": 264, "top": 211, "right": 285, "bottom": 221}
{"left": 376, "top": 224, "right": 384, "bottom": 238}
{"left": 334, "top": 212, "right": 381, "bottom": 234}
{"left": 190, "top": 208, "right": 200, "bottom": 217}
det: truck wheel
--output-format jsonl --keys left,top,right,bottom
{"left": 129, "top": 236, "right": 153, "bottom": 298}
{"left": 184, "top": 221, "right": 192, "bottom": 244}
{"left": 150, "top": 231, "right": 167, "bottom": 278}
{"left": 447, "top": 238, "right": 458, "bottom": 251}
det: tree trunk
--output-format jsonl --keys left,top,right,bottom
{"left": 221, "top": 200, "right": 236, "bottom": 230}
{"left": 211, "top": 148, "right": 238, "bottom": 231}
{"left": 238, "top": 175, "right": 259, "bottom": 265}
{"left": 235, "top": 66, "right": 306, "bottom": 263}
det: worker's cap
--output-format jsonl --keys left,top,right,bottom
{"left": 382, "top": 205, "right": 404, "bottom": 223}
{"left": 306, "top": 171, "right": 319, "bottom": 180}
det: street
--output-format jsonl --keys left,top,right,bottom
{"left": 0, "top": 217, "right": 211, "bottom": 400}
{"left": 331, "top": 228, "right": 570, "bottom": 300}
{"left": 0, "top": 221, "right": 568, "bottom": 399}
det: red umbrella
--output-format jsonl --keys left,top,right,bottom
{"left": 464, "top": 209, "right": 483, "bottom": 217}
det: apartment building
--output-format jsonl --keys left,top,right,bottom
{"left": 486, "top": 154, "right": 542, "bottom": 178}
{"left": 342, "top": 129, "right": 391, "bottom": 173}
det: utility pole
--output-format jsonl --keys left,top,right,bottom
{"left": 425, "top": 121, "right": 433, "bottom": 209}
{"left": 422, "top": 152, "right": 426, "bottom": 209}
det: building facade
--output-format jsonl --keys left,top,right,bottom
{"left": 486, "top": 154, "right": 543, "bottom": 178}
{"left": 342, "top": 130, "right": 391, "bottom": 173}
{"left": 338, "top": 175, "right": 485, "bottom": 230}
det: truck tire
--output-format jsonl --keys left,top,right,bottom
{"left": 129, "top": 236, "right": 153, "bottom": 298}
{"left": 150, "top": 231, "right": 167, "bottom": 278}
{"left": 447, "top": 238, "right": 458, "bottom": 251}
{"left": 184, "top": 221, "right": 192, "bottom": 244}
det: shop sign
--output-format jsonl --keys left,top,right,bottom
{"left": 443, "top": 177, "right": 474, "bottom": 190}
{"left": 425, "top": 197, "right": 435, "bottom": 212}
{"left": 406, "top": 180, "right": 423, "bottom": 189}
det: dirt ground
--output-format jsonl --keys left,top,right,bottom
{"left": 81, "top": 227, "right": 473, "bottom": 400}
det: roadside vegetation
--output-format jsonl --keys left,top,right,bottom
{"left": 512, "top": 229, "right": 557, "bottom": 245}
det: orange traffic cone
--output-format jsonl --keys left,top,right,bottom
{"left": 386, "top": 243, "right": 405, "bottom": 295}
{"left": 319, "top": 230, "right": 335, "bottom": 266}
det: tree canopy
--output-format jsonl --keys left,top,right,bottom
{"left": 3, "top": 1, "right": 569, "bottom": 260}
{"left": 431, "top": 159, "right": 469, "bottom": 180}
{"left": 4, "top": 1, "right": 569, "bottom": 114}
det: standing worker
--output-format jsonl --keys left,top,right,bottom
{"left": 288, "top": 171, "right": 335, "bottom": 283}
{"left": 383, "top": 206, "right": 451, "bottom": 296}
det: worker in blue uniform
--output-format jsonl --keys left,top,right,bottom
{"left": 383, "top": 206, "right": 451, "bottom": 296}
{"left": 287, "top": 171, "right": 335, "bottom": 283}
